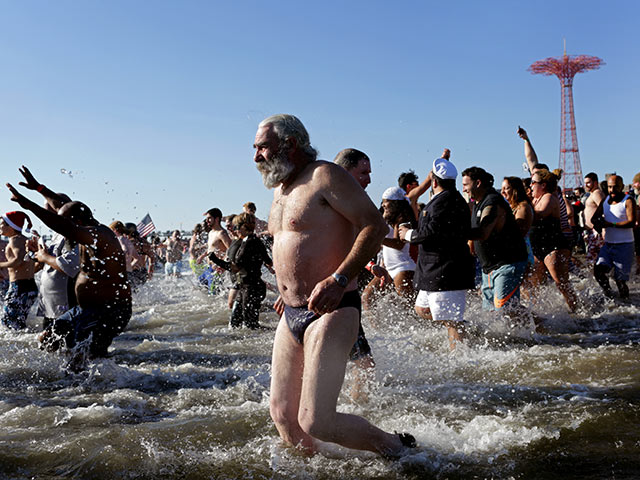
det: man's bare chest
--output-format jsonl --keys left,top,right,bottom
{"left": 271, "top": 192, "right": 327, "bottom": 233}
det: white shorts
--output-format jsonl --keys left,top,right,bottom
{"left": 415, "top": 290, "right": 466, "bottom": 323}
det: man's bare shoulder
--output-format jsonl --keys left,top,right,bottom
{"left": 8, "top": 235, "right": 26, "bottom": 248}
{"left": 281, "top": 161, "right": 348, "bottom": 199}
{"left": 313, "top": 160, "right": 352, "bottom": 178}
{"left": 308, "top": 160, "right": 365, "bottom": 194}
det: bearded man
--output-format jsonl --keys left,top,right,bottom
{"left": 254, "top": 114, "right": 416, "bottom": 458}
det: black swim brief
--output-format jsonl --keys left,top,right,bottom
{"left": 284, "top": 289, "right": 362, "bottom": 345}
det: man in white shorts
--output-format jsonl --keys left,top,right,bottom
{"left": 399, "top": 158, "right": 475, "bottom": 349}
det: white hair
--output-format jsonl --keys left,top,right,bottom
{"left": 259, "top": 114, "right": 318, "bottom": 160}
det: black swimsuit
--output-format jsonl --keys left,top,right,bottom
{"left": 284, "top": 290, "right": 361, "bottom": 343}
{"left": 282, "top": 289, "right": 370, "bottom": 361}
{"left": 530, "top": 215, "right": 569, "bottom": 260}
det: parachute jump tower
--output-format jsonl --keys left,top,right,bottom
{"left": 528, "top": 46, "right": 604, "bottom": 190}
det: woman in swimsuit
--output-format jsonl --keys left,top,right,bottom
{"left": 362, "top": 187, "right": 417, "bottom": 309}
{"left": 529, "top": 170, "right": 578, "bottom": 312}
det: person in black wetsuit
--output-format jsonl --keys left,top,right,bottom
{"left": 207, "top": 212, "right": 273, "bottom": 329}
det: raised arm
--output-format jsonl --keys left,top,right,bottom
{"left": 517, "top": 127, "right": 538, "bottom": 173}
{"left": 7, "top": 183, "right": 94, "bottom": 245}
{"left": 406, "top": 149, "right": 451, "bottom": 218}
{"left": 406, "top": 171, "right": 432, "bottom": 218}
{"left": 18, "top": 166, "right": 69, "bottom": 211}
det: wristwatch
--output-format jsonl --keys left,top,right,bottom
{"left": 331, "top": 272, "right": 348, "bottom": 288}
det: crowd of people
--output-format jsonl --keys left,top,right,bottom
{"left": 1, "top": 115, "right": 639, "bottom": 459}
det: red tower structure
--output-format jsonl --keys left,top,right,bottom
{"left": 528, "top": 50, "right": 604, "bottom": 190}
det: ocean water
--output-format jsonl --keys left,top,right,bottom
{"left": 0, "top": 268, "right": 639, "bottom": 479}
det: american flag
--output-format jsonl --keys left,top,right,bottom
{"left": 136, "top": 213, "right": 156, "bottom": 238}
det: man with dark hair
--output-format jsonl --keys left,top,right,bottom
{"left": 204, "top": 208, "right": 231, "bottom": 255}
{"left": 397, "top": 170, "right": 419, "bottom": 193}
{"left": 254, "top": 114, "right": 415, "bottom": 458}
{"left": 462, "top": 166, "right": 528, "bottom": 314}
{"left": 200, "top": 207, "right": 231, "bottom": 293}
{"left": 399, "top": 158, "right": 475, "bottom": 349}
{"left": 204, "top": 207, "right": 222, "bottom": 219}
{"left": 6, "top": 180, "right": 131, "bottom": 361}
{"left": 591, "top": 174, "right": 636, "bottom": 298}
{"left": 334, "top": 148, "right": 371, "bottom": 190}
{"left": 583, "top": 172, "right": 606, "bottom": 264}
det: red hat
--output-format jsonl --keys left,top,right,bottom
{"left": 2, "top": 211, "right": 32, "bottom": 234}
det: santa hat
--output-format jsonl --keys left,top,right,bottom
{"left": 2, "top": 211, "right": 32, "bottom": 234}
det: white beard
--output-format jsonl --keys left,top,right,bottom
{"left": 256, "top": 150, "right": 294, "bottom": 189}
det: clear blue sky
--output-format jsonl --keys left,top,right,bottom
{"left": 0, "top": 0, "right": 637, "bottom": 233}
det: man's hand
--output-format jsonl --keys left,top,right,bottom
{"left": 18, "top": 166, "right": 40, "bottom": 191}
{"left": 308, "top": 276, "right": 346, "bottom": 315}
{"left": 371, "top": 264, "right": 393, "bottom": 288}
{"left": 34, "top": 243, "right": 49, "bottom": 263}
{"left": 26, "top": 234, "right": 39, "bottom": 254}
{"left": 397, "top": 223, "right": 411, "bottom": 242}
{"left": 442, "top": 148, "right": 451, "bottom": 160}
{"left": 517, "top": 126, "right": 529, "bottom": 141}
{"left": 273, "top": 295, "right": 285, "bottom": 316}
{"left": 6, "top": 183, "right": 30, "bottom": 209}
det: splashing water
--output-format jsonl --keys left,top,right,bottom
{"left": 0, "top": 269, "right": 638, "bottom": 479}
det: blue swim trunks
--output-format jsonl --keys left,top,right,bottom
{"left": 481, "top": 260, "right": 528, "bottom": 311}
{"left": 198, "top": 265, "right": 223, "bottom": 295}
{"left": 1, "top": 279, "right": 38, "bottom": 330}
{"left": 164, "top": 260, "right": 183, "bottom": 276}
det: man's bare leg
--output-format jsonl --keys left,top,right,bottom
{"left": 349, "top": 354, "right": 375, "bottom": 403}
{"left": 444, "top": 321, "right": 465, "bottom": 351}
{"left": 297, "top": 308, "right": 405, "bottom": 456}
{"left": 269, "top": 316, "right": 315, "bottom": 453}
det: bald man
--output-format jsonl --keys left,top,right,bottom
{"left": 591, "top": 175, "right": 636, "bottom": 299}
